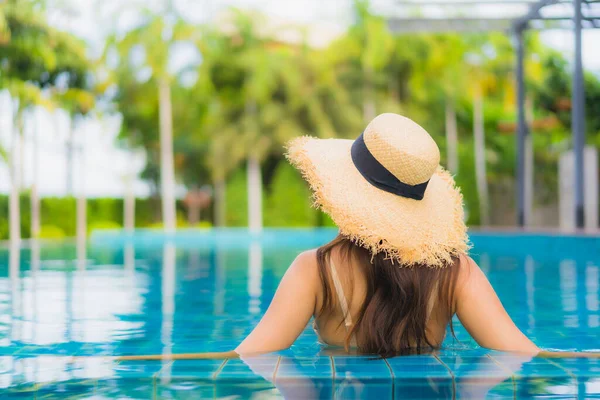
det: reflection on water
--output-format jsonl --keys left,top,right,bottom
{"left": 0, "top": 231, "right": 598, "bottom": 398}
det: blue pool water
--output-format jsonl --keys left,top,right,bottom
{"left": 0, "top": 229, "right": 599, "bottom": 399}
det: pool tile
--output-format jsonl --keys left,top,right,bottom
{"left": 156, "top": 381, "right": 216, "bottom": 399}
{"left": 0, "top": 390, "right": 38, "bottom": 400}
{"left": 438, "top": 354, "right": 513, "bottom": 379}
{"left": 216, "top": 357, "right": 279, "bottom": 381}
{"left": 496, "top": 357, "right": 578, "bottom": 399}
{"left": 215, "top": 381, "right": 280, "bottom": 399}
{"left": 156, "top": 359, "right": 223, "bottom": 380}
{"left": 272, "top": 379, "right": 334, "bottom": 399}
{"left": 12, "top": 343, "right": 87, "bottom": 357}
{"left": 331, "top": 357, "right": 392, "bottom": 399}
{"left": 547, "top": 357, "right": 600, "bottom": 378}
{"left": 111, "top": 360, "right": 164, "bottom": 378}
{"left": 35, "top": 379, "right": 97, "bottom": 399}
{"left": 386, "top": 355, "right": 453, "bottom": 399}
{"left": 333, "top": 356, "right": 391, "bottom": 379}
{"left": 386, "top": 355, "right": 451, "bottom": 378}
{"left": 394, "top": 378, "right": 454, "bottom": 399}
{"left": 275, "top": 356, "right": 332, "bottom": 379}
{"left": 95, "top": 378, "right": 155, "bottom": 399}
{"left": 516, "top": 359, "right": 573, "bottom": 379}
{"left": 514, "top": 377, "right": 578, "bottom": 399}
{"left": 155, "top": 359, "right": 224, "bottom": 399}
{"left": 485, "top": 378, "right": 516, "bottom": 398}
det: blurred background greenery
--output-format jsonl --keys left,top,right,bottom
{"left": 1, "top": 0, "right": 599, "bottom": 239}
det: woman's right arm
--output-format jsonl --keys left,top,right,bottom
{"left": 454, "top": 254, "right": 540, "bottom": 354}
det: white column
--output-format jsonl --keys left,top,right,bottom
{"left": 473, "top": 93, "right": 489, "bottom": 226}
{"left": 445, "top": 100, "right": 458, "bottom": 174}
{"left": 524, "top": 98, "right": 534, "bottom": 227}
{"left": 559, "top": 147, "right": 598, "bottom": 231}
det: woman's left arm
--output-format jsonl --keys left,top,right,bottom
{"left": 235, "top": 250, "right": 319, "bottom": 356}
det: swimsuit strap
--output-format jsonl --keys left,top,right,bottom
{"left": 329, "top": 258, "right": 353, "bottom": 329}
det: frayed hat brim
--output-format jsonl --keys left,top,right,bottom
{"left": 286, "top": 136, "right": 470, "bottom": 267}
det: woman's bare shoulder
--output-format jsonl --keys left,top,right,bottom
{"left": 289, "top": 249, "right": 319, "bottom": 280}
{"left": 455, "top": 253, "right": 482, "bottom": 288}
{"left": 295, "top": 249, "right": 318, "bottom": 264}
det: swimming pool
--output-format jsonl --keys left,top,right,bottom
{"left": 0, "top": 229, "right": 599, "bottom": 399}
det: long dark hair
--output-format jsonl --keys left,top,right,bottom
{"left": 316, "top": 235, "right": 460, "bottom": 358}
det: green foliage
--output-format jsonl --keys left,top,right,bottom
{"left": 0, "top": 0, "right": 92, "bottom": 108}
{"left": 265, "top": 162, "right": 316, "bottom": 227}
{"left": 41, "top": 196, "right": 77, "bottom": 236}
{"left": 0, "top": 195, "right": 191, "bottom": 240}
{"left": 225, "top": 169, "right": 249, "bottom": 227}
{"left": 88, "top": 220, "right": 122, "bottom": 233}
{"left": 39, "top": 225, "right": 65, "bottom": 239}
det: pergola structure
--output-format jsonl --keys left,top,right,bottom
{"left": 385, "top": 0, "right": 600, "bottom": 228}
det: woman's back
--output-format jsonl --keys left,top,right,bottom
{"left": 235, "top": 239, "right": 540, "bottom": 356}
{"left": 313, "top": 251, "right": 451, "bottom": 350}
{"left": 310, "top": 238, "right": 458, "bottom": 355}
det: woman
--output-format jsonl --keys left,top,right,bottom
{"left": 118, "top": 113, "right": 594, "bottom": 362}
{"left": 235, "top": 113, "right": 539, "bottom": 357}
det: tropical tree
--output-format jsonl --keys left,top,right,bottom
{"left": 326, "top": 0, "right": 395, "bottom": 123}
{"left": 197, "top": 10, "right": 362, "bottom": 230}
{"left": 54, "top": 88, "right": 96, "bottom": 240}
{"left": 458, "top": 34, "right": 515, "bottom": 226}
{"left": 1, "top": 81, "right": 47, "bottom": 244}
{"left": 0, "top": 0, "right": 91, "bottom": 240}
{"left": 109, "top": 10, "right": 199, "bottom": 232}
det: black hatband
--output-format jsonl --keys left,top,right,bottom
{"left": 350, "top": 133, "right": 429, "bottom": 200}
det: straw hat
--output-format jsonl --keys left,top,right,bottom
{"left": 286, "top": 113, "right": 470, "bottom": 267}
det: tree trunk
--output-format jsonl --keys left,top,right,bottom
{"left": 66, "top": 117, "right": 74, "bottom": 195}
{"left": 473, "top": 92, "right": 490, "bottom": 226}
{"left": 245, "top": 100, "right": 262, "bottom": 233}
{"left": 445, "top": 100, "right": 459, "bottom": 174}
{"left": 158, "top": 77, "right": 177, "bottom": 233}
{"left": 247, "top": 155, "right": 263, "bottom": 233}
{"left": 187, "top": 204, "right": 200, "bottom": 226}
{"left": 31, "top": 107, "right": 41, "bottom": 238}
{"left": 363, "top": 66, "right": 376, "bottom": 123}
{"left": 124, "top": 174, "right": 136, "bottom": 233}
{"left": 9, "top": 108, "right": 22, "bottom": 246}
{"left": 75, "top": 117, "right": 87, "bottom": 259}
{"left": 214, "top": 179, "right": 226, "bottom": 227}
{"left": 19, "top": 113, "right": 25, "bottom": 192}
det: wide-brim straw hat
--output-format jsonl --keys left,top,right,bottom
{"left": 286, "top": 113, "right": 470, "bottom": 267}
